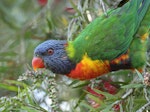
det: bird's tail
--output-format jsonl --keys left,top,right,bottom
{"left": 136, "top": 0, "right": 150, "bottom": 32}
{"left": 136, "top": 6, "right": 150, "bottom": 38}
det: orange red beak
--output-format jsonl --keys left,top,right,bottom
{"left": 32, "top": 57, "right": 45, "bottom": 71}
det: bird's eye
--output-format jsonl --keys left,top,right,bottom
{"left": 47, "top": 48, "right": 54, "bottom": 55}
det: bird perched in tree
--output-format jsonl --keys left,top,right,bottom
{"left": 32, "top": 0, "right": 150, "bottom": 80}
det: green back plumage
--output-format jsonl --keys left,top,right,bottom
{"left": 67, "top": 0, "right": 150, "bottom": 63}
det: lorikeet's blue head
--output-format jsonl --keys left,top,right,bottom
{"left": 32, "top": 40, "right": 76, "bottom": 74}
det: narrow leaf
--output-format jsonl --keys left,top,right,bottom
{"left": 0, "top": 83, "right": 18, "bottom": 92}
{"left": 121, "top": 84, "right": 143, "bottom": 89}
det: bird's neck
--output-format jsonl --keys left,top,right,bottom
{"left": 66, "top": 41, "right": 84, "bottom": 62}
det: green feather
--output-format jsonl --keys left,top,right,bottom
{"left": 136, "top": 6, "right": 150, "bottom": 36}
{"left": 129, "top": 6, "right": 150, "bottom": 68}
{"left": 67, "top": 0, "right": 150, "bottom": 63}
{"left": 129, "top": 37, "right": 147, "bottom": 69}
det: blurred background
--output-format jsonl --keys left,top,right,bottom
{"left": 0, "top": 0, "right": 76, "bottom": 96}
{"left": 0, "top": 0, "right": 48, "bottom": 96}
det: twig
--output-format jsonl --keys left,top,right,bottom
{"left": 146, "top": 62, "right": 150, "bottom": 67}
{"left": 67, "top": 19, "right": 75, "bottom": 41}
{"left": 144, "top": 87, "right": 150, "bottom": 102}
{"left": 69, "top": 0, "right": 81, "bottom": 16}
{"left": 111, "top": 89, "right": 134, "bottom": 107}
{"left": 136, "top": 102, "right": 150, "bottom": 112}
{"left": 99, "top": 0, "right": 108, "bottom": 16}
{"left": 121, "top": 89, "right": 134, "bottom": 99}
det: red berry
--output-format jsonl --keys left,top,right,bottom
{"left": 38, "top": 0, "right": 48, "bottom": 6}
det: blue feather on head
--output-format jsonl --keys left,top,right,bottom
{"left": 33, "top": 40, "right": 76, "bottom": 74}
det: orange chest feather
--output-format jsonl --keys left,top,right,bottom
{"left": 66, "top": 55, "right": 110, "bottom": 80}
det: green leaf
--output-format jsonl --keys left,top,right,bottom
{"left": 68, "top": 0, "right": 81, "bottom": 16}
{"left": 102, "top": 105, "right": 114, "bottom": 112}
{"left": 93, "top": 89, "right": 117, "bottom": 100}
{"left": 0, "top": 52, "right": 17, "bottom": 56}
{"left": 46, "top": 18, "right": 54, "bottom": 30}
{"left": 87, "top": 94, "right": 104, "bottom": 104}
{"left": 5, "top": 80, "right": 27, "bottom": 88}
{"left": 21, "top": 106, "right": 43, "bottom": 112}
{"left": 69, "top": 80, "right": 90, "bottom": 88}
{"left": 135, "top": 69, "right": 144, "bottom": 81}
{"left": 0, "top": 83, "right": 18, "bottom": 92}
{"left": 74, "top": 92, "right": 87, "bottom": 109}
{"left": 25, "top": 88, "right": 37, "bottom": 105}
{"left": 80, "top": 100, "right": 96, "bottom": 111}
{"left": 0, "top": 66, "right": 10, "bottom": 72}
{"left": 121, "top": 83, "right": 143, "bottom": 89}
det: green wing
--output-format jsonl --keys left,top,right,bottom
{"left": 69, "top": 0, "right": 150, "bottom": 62}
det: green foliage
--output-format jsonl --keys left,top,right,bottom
{"left": 0, "top": 70, "right": 61, "bottom": 112}
{"left": 0, "top": 0, "right": 150, "bottom": 112}
{"left": 0, "top": 0, "right": 43, "bottom": 80}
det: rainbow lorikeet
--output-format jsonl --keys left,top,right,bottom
{"left": 32, "top": 0, "right": 150, "bottom": 80}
